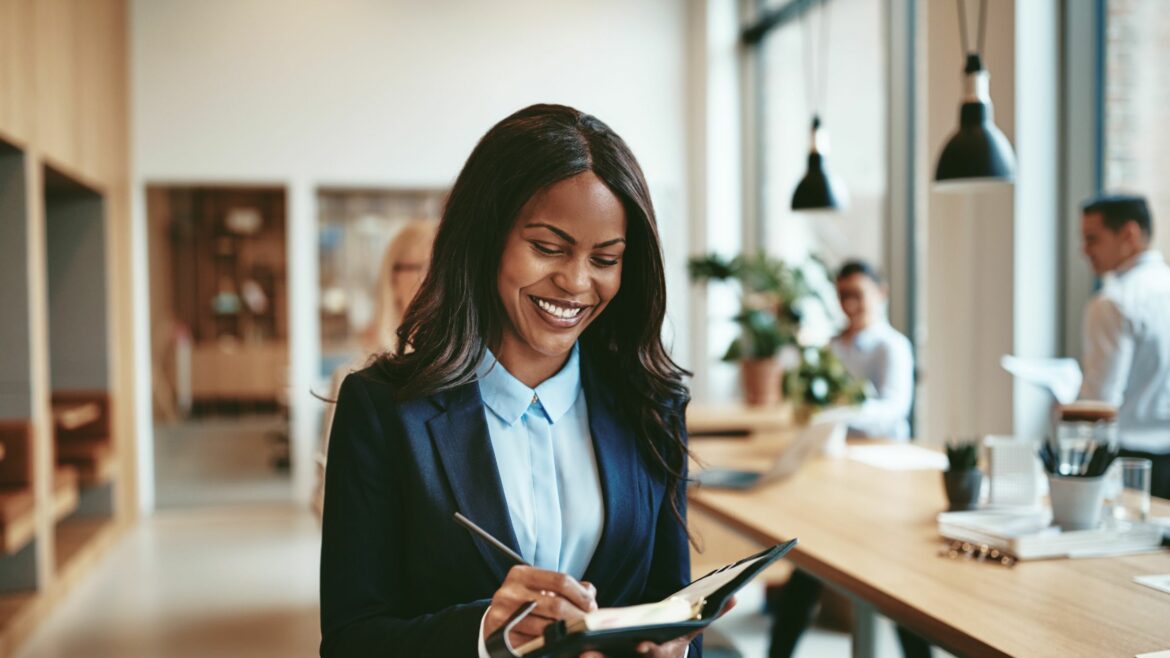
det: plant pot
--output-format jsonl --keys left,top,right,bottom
{"left": 793, "top": 405, "right": 814, "bottom": 426}
{"left": 741, "top": 357, "right": 782, "bottom": 406}
{"left": 943, "top": 468, "right": 983, "bottom": 511}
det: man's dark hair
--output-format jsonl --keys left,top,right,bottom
{"left": 1082, "top": 194, "right": 1153, "bottom": 239}
{"left": 836, "top": 259, "right": 882, "bottom": 284}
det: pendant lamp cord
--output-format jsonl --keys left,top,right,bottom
{"left": 957, "top": 0, "right": 988, "bottom": 56}
{"left": 802, "top": 0, "right": 831, "bottom": 119}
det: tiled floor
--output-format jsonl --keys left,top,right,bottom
{"left": 153, "top": 415, "right": 292, "bottom": 508}
{"left": 14, "top": 505, "right": 321, "bottom": 658}
{"left": 13, "top": 501, "right": 923, "bottom": 658}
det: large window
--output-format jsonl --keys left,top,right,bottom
{"left": 752, "top": 0, "right": 890, "bottom": 340}
{"left": 1103, "top": 0, "right": 1170, "bottom": 256}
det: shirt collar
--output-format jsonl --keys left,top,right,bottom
{"left": 475, "top": 343, "right": 582, "bottom": 426}
{"left": 838, "top": 320, "right": 890, "bottom": 350}
{"left": 1117, "top": 249, "right": 1163, "bottom": 276}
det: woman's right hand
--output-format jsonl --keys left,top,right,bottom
{"left": 483, "top": 566, "right": 598, "bottom": 648}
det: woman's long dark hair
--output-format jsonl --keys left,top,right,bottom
{"left": 376, "top": 103, "right": 692, "bottom": 531}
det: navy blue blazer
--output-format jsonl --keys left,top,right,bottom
{"left": 319, "top": 354, "right": 699, "bottom": 658}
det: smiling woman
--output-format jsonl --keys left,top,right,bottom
{"left": 319, "top": 104, "right": 702, "bottom": 658}
{"left": 497, "top": 173, "right": 627, "bottom": 384}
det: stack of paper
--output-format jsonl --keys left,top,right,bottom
{"left": 846, "top": 444, "right": 949, "bottom": 471}
{"left": 938, "top": 509, "right": 1164, "bottom": 560}
{"left": 1000, "top": 355, "right": 1083, "bottom": 404}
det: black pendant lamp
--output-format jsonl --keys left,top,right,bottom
{"left": 934, "top": 0, "right": 1016, "bottom": 188}
{"left": 792, "top": 116, "right": 846, "bottom": 210}
{"left": 791, "top": 0, "right": 846, "bottom": 212}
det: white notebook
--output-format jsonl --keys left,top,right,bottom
{"left": 938, "top": 509, "right": 1164, "bottom": 560}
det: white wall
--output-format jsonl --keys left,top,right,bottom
{"left": 131, "top": 0, "right": 692, "bottom": 509}
{"left": 1012, "top": 0, "right": 1060, "bottom": 439}
{"left": 686, "top": 0, "right": 746, "bottom": 404}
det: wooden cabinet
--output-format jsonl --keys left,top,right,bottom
{"left": 0, "top": 0, "right": 34, "bottom": 144}
{"left": 190, "top": 343, "right": 288, "bottom": 404}
{"left": 0, "top": 1, "right": 131, "bottom": 654}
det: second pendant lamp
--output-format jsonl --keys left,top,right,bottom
{"left": 934, "top": 0, "right": 1016, "bottom": 188}
{"left": 791, "top": 0, "right": 845, "bottom": 212}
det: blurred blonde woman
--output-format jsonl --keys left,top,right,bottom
{"left": 313, "top": 219, "right": 437, "bottom": 518}
{"left": 364, "top": 219, "right": 439, "bottom": 353}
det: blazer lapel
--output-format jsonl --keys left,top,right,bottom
{"left": 426, "top": 382, "right": 523, "bottom": 583}
{"left": 580, "top": 356, "right": 644, "bottom": 599}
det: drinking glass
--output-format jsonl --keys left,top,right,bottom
{"left": 1110, "top": 457, "right": 1152, "bottom": 523}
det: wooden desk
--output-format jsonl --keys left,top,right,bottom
{"left": 687, "top": 403, "right": 795, "bottom": 437}
{"left": 688, "top": 436, "right": 1170, "bottom": 658}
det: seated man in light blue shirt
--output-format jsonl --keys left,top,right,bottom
{"left": 830, "top": 260, "right": 915, "bottom": 439}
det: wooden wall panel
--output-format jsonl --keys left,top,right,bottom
{"left": 82, "top": 0, "right": 134, "bottom": 523}
{"left": 0, "top": 0, "right": 34, "bottom": 144}
{"left": 33, "top": 0, "right": 80, "bottom": 169}
{"left": 77, "top": 0, "right": 123, "bottom": 184}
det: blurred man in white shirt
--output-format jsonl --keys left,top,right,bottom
{"left": 1079, "top": 194, "right": 1170, "bottom": 498}
{"left": 830, "top": 261, "right": 915, "bottom": 439}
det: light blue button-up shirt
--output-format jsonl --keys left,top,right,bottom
{"left": 473, "top": 346, "right": 688, "bottom": 658}
{"left": 830, "top": 321, "right": 914, "bottom": 439}
{"left": 475, "top": 343, "right": 604, "bottom": 578}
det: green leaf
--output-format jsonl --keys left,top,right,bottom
{"left": 721, "top": 338, "right": 744, "bottom": 362}
{"left": 689, "top": 250, "right": 836, "bottom": 364}
{"left": 687, "top": 254, "right": 736, "bottom": 281}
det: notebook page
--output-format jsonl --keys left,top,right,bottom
{"left": 671, "top": 552, "right": 769, "bottom": 605}
{"left": 582, "top": 597, "right": 696, "bottom": 631}
{"left": 575, "top": 551, "right": 772, "bottom": 632}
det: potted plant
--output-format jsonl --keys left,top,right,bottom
{"left": 943, "top": 440, "right": 983, "bottom": 511}
{"left": 782, "top": 346, "right": 867, "bottom": 424}
{"left": 688, "top": 253, "right": 830, "bottom": 406}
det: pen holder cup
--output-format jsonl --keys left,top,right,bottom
{"left": 1048, "top": 474, "right": 1106, "bottom": 531}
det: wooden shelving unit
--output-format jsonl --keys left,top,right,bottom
{"left": 147, "top": 185, "right": 290, "bottom": 415}
{"left": 0, "top": 1, "right": 134, "bottom": 655}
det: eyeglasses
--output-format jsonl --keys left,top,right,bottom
{"left": 938, "top": 540, "right": 1017, "bottom": 568}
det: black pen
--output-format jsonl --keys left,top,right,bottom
{"left": 454, "top": 511, "right": 530, "bottom": 567}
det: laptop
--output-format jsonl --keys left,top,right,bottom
{"left": 692, "top": 421, "right": 847, "bottom": 490}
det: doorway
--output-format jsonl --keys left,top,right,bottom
{"left": 145, "top": 185, "right": 291, "bottom": 508}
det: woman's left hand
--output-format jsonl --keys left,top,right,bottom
{"left": 578, "top": 595, "right": 736, "bottom": 658}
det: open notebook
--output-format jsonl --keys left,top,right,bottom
{"left": 486, "top": 540, "right": 797, "bottom": 658}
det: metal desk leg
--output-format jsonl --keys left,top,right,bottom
{"left": 851, "top": 598, "right": 877, "bottom": 658}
